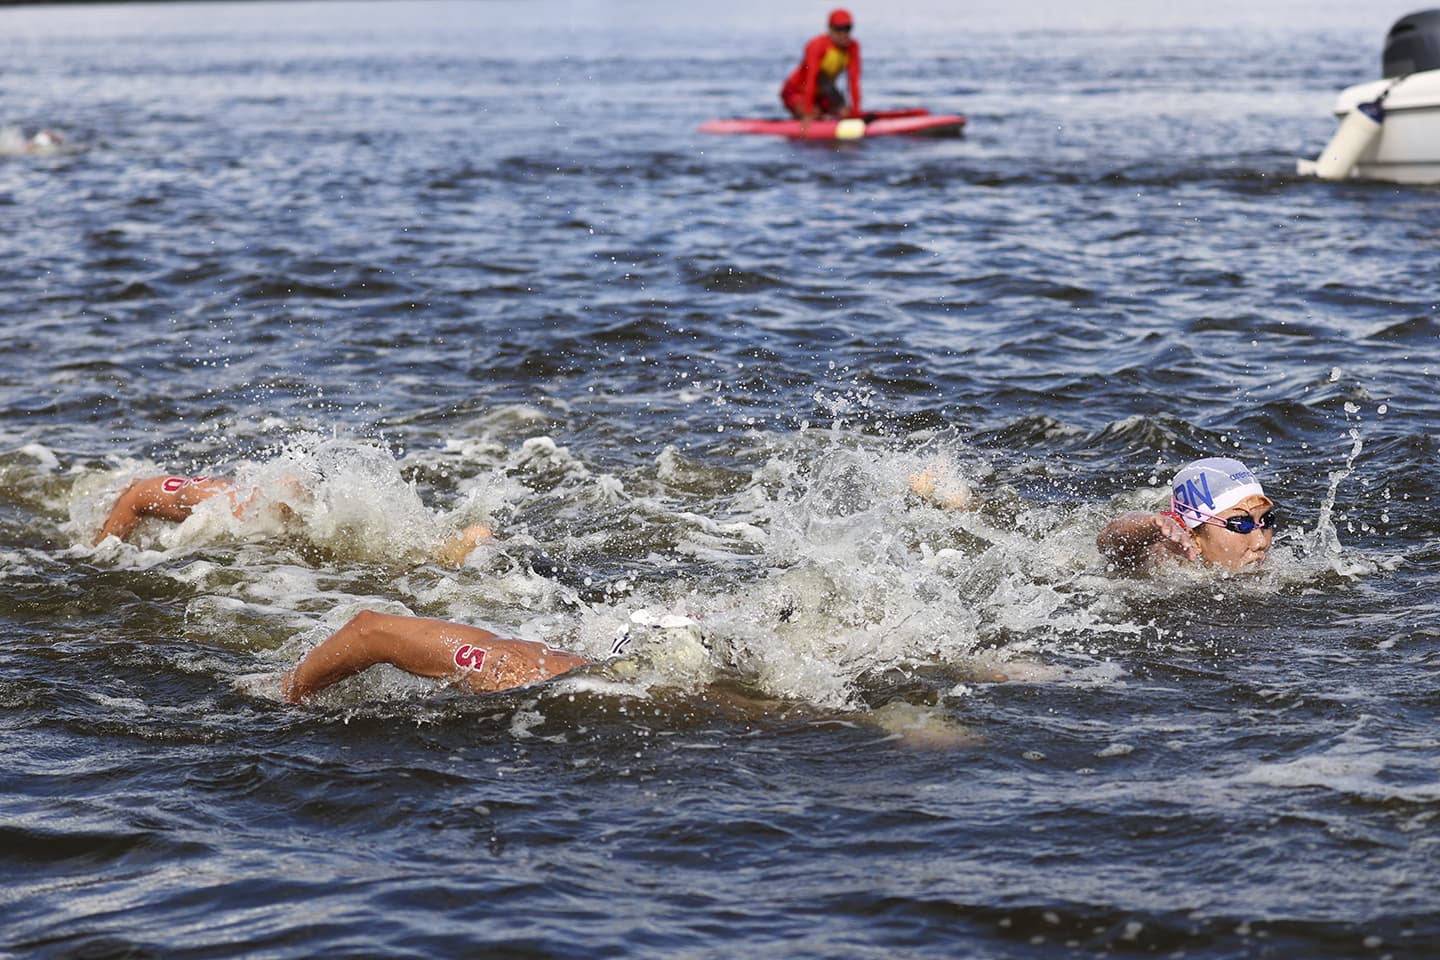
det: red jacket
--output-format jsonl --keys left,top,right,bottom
{"left": 781, "top": 34, "right": 862, "bottom": 115}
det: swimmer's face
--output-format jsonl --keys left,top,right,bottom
{"left": 1191, "top": 494, "right": 1275, "bottom": 571}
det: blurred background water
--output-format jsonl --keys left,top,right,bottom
{"left": 3, "top": 1, "right": 1439, "bottom": 957}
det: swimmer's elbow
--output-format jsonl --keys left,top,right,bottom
{"left": 1096, "top": 534, "right": 1142, "bottom": 572}
{"left": 1095, "top": 530, "right": 1123, "bottom": 561}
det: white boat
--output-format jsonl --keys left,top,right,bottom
{"left": 1299, "top": 10, "right": 1440, "bottom": 184}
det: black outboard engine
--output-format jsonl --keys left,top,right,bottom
{"left": 1383, "top": 10, "right": 1440, "bottom": 76}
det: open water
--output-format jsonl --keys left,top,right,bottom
{"left": 3, "top": 0, "right": 1439, "bottom": 957}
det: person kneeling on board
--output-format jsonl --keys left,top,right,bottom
{"left": 93, "top": 473, "right": 492, "bottom": 567}
{"left": 1096, "top": 457, "right": 1277, "bottom": 575}
{"left": 781, "top": 8, "right": 862, "bottom": 122}
{"left": 281, "top": 610, "right": 590, "bottom": 703}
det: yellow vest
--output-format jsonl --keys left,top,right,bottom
{"left": 819, "top": 46, "right": 850, "bottom": 78}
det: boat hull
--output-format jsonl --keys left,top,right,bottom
{"left": 1317, "top": 69, "right": 1440, "bottom": 184}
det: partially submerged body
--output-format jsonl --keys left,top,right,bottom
{"left": 908, "top": 456, "right": 1276, "bottom": 575}
{"left": 1097, "top": 458, "right": 1277, "bottom": 575}
{"left": 0, "top": 127, "right": 64, "bottom": 156}
{"left": 94, "top": 473, "right": 492, "bottom": 567}
{"left": 278, "top": 609, "right": 1004, "bottom": 753}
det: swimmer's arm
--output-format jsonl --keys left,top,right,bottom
{"left": 1096, "top": 511, "right": 1198, "bottom": 570}
{"left": 281, "top": 610, "right": 586, "bottom": 702}
{"left": 283, "top": 611, "right": 499, "bottom": 702}
{"left": 94, "top": 476, "right": 236, "bottom": 544}
{"left": 431, "top": 524, "right": 494, "bottom": 568}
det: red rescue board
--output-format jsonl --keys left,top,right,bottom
{"left": 699, "top": 108, "right": 965, "bottom": 140}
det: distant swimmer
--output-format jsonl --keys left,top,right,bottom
{"left": 781, "top": 8, "right": 862, "bottom": 121}
{"left": 281, "top": 610, "right": 589, "bottom": 703}
{"left": 0, "top": 127, "right": 64, "bottom": 156}
{"left": 28, "top": 129, "right": 64, "bottom": 153}
{"left": 1096, "top": 457, "right": 1277, "bottom": 575}
{"left": 94, "top": 473, "right": 492, "bottom": 567}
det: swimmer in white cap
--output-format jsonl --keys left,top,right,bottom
{"left": 1097, "top": 457, "right": 1277, "bottom": 574}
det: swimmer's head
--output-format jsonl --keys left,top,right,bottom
{"left": 1169, "top": 458, "right": 1269, "bottom": 528}
{"left": 1170, "top": 457, "right": 1276, "bottom": 571}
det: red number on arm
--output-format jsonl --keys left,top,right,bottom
{"left": 160, "top": 475, "right": 209, "bottom": 493}
{"left": 454, "top": 644, "right": 486, "bottom": 671}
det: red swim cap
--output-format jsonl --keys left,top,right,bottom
{"left": 829, "top": 8, "right": 853, "bottom": 28}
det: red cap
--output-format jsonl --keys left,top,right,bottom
{"left": 829, "top": 8, "right": 853, "bottom": 28}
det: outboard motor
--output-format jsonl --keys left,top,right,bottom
{"left": 1383, "top": 9, "right": 1440, "bottom": 77}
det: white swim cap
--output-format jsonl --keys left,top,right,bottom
{"left": 1170, "top": 457, "right": 1271, "bottom": 528}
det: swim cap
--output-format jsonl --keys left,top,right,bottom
{"left": 829, "top": 9, "right": 854, "bottom": 28}
{"left": 1170, "top": 457, "right": 1271, "bottom": 528}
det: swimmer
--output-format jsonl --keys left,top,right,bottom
{"left": 281, "top": 610, "right": 589, "bottom": 703}
{"left": 28, "top": 129, "right": 63, "bottom": 152}
{"left": 0, "top": 127, "right": 64, "bottom": 156}
{"left": 94, "top": 473, "right": 492, "bottom": 567}
{"left": 1096, "top": 457, "right": 1277, "bottom": 574}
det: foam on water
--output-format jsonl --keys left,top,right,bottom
{"left": 1236, "top": 744, "right": 1431, "bottom": 799}
{"left": 238, "top": 437, "right": 452, "bottom": 561}
{"left": 547, "top": 434, "right": 1123, "bottom": 708}
{"left": 0, "top": 549, "right": 39, "bottom": 583}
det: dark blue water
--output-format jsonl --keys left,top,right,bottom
{"left": 3, "top": 1, "right": 1440, "bottom": 957}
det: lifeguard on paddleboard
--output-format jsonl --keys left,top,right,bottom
{"left": 699, "top": 9, "right": 966, "bottom": 141}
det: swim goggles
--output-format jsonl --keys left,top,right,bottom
{"left": 1170, "top": 498, "right": 1277, "bottom": 535}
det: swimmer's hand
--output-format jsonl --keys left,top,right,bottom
{"left": 1097, "top": 511, "right": 1199, "bottom": 569}
{"left": 280, "top": 668, "right": 303, "bottom": 704}
{"left": 432, "top": 524, "right": 494, "bottom": 568}
{"left": 1151, "top": 512, "right": 1200, "bottom": 562}
{"left": 908, "top": 463, "right": 975, "bottom": 510}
